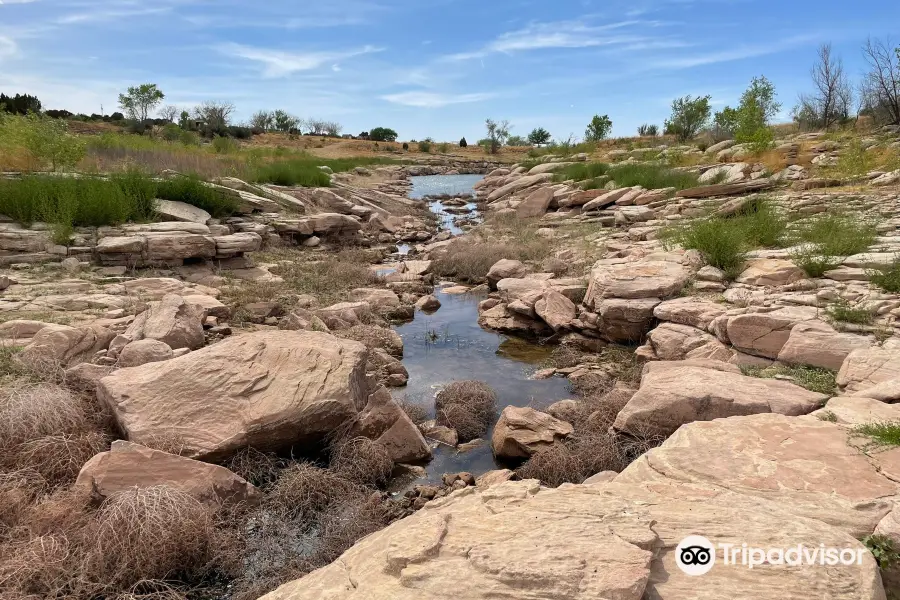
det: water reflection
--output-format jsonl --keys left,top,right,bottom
{"left": 391, "top": 285, "right": 571, "bottom": 483}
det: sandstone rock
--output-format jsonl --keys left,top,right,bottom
{"left": 585, "top": 258, "right": 690, "bottom": 305}
{"left": 415, "top": 294, "right": 441, "bottom": 312}
{"left": 349, "top": 288, "right": 401, "bottom": 311}
{"left": 182, "top": 293, "right": 230, "bottom": 319}
{"left": 726, "top": 307, "right": 818, "bottom": 359}
{"left": 155, "top": 200, "right": 211, "bottom": 224}
{"left": 534, "top": 289, "right": 576, "bottom": 332}
{"left": 838, "top": 346, "right": 900, "bottom": 393}
{"left": 486, "top": 173, "right": 553, "bottom": 202}
{"left": 351, "top": 387, "right": 431, "bottom": 463}
{"left": 675, "top": 179, "right": 773, "bottom": 198}
{"left": 478, "top": 303, "right": 551, "bottom": 335}
{"left": 617, "top": 413, "right": 900, "bottom": 539}
{"left": 736, "top": 258, "right": 806, "bottom": 286}
{"left": 491, "top": 406, "right": 573, "bottom": 459}
{"left": 20, "top": 324, "right": 115, "bottom": 367}
{"left": 118, "top": 339, "right": 174, "bottom": 367}
{"left": 475, "top": 469, "right": 514, "bottom": 487}
{"left": 258, "top": 478, "right": 884, "bottom": 600}
{"left": 486, "top": 259, "right": 527, "bottom": 289}
{"left": 76, "top": 441, "right": 259, "bottom": 506}
{"left": 778, "top": 321, "right": 873, "bottom": 370}
{"left": 124, "top": 294, "right": 206, "bottom": 350}
{"left": 614, "top": 362, "right": 828, "bottom": 438}
{"left": 652, "top": 297, "right": 727, "bottom": 330}
{"left": 642, "top": 322, "right": 733, "bottom": 362}
{"left": 65, "top": 363, "right": 114, "bottom": 389}
{"left": 98, "top": 331, "right": 368, "bottom": 460}
{"left": 812, "top": 395, "right": 900, "bottom": 426}
{"left": 0, "top": 319, "right": 51, "bottom": 340}
{"left": 516, "top": 187, "right": 554, "bottom": 218}
{"left": 214, "top": 232, "right": 262, "bottom": 257}
{"left": 596, "top": 297, "right": 660, "bottom": 343}
{"left": 423, "top": 422, "right": 458, "bottom": 446}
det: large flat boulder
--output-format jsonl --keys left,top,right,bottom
{"left": 98, "top": 331, "right": 369, "bottom": 460}
{"left": 585, "top": 258, "right": 690, "bottom": 305}
{"left": 486, "top": 259, "right": 528, "bottom": 289}
{"left": 258, "top": 478, "right": 884, "bottom": 600}
{"left": 617, "top": 413, "right": 900, "bottom": 538}
{"left": 596, "top": 297, "right": 660, "bottom": 343}
{"left": 155, "top": 199, "right": 211, "bottom": 224}
{"left": 486, "top": 173, "right": 553, "bottom": 202}
{"left": 778, "top": 321, "right": 873, "bottom": 370}
{"left": 653, "top": 297, "right": 728, "bottom": 331}
{"left": 20, "top": 324, "right": 115, "bottom": 367}
{"left": 641, "top": 322, "right": 733, "bottom": 362}
{"left": 726, "top": 307, "right": 818, "bottom": 359}
{"left": 613, "top": 362, "right": 828, "bottom": 438}
{"left": 735, "top": 258, "right": 806, "bottom": 286}
{"left": 76, "top": 440, "right": 259, "bottom": 506}
{"left": 838, "top": 345, "right": 900, "bottom": 393}
{"left": 515, "top": 187, "right": 555, "bottom": 218}
{"left": 534, "top": 289, "right": 576, "bottom": 332}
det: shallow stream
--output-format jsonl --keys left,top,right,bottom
{"left": 389, "top": 175, "right": 570, "bottom": 483}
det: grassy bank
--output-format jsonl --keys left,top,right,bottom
{"left": 0, "top": 172, "right": 237, "bottom": 243}
{"left": 553, "top": 162, "right": 699, "bottom": 191}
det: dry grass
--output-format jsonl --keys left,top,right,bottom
{"left": 266, "top": 463, "right": 367, "bottom": 521}
{"left": 334, "top": 324, "right": 401, "bottom": 356}
{"left": 328, "top": 437, "right": 393, "bottom": 487}
{"left": 0, "top": 381, "right": 109, "bottom": 490}
{"left": 222, "top": 447, "right": 284, "bottom": 488}
{"left": 397, "top": 397, "right": 428, "bottom": 426}
{"left": 435, "top": 380, "right": 497, "bottom": 442}
{"left": 430, "top": 217, "right": 551, "bottom": 283}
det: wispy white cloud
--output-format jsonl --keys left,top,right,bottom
{"left": 0, "top": 35, "right": 17, "bottom": 58}
{"left": 380, "top": 91, "right": 496, "bottom": 107}
{"left": 444, "top": 19, "right": 671, "bottom": 60}
{"left": 219, "top": 43, "right": 383, "bottom": 77}
{"left": 0, "top": 0, "right": 41, "bottom": 4}
{"left": 651, "top": 34, "right": 819, "bottom": 68}
{"left": 56, "top": 7, "right": 172, "bottom": 24}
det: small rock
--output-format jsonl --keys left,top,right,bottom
{"left": 415, "top": 294, "right": 441, "bottom": 312}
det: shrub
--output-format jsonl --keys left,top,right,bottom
{"left": 329, "top": 437, "right": 393, "bottom": 487}
{"left": 735, "top": 198, "right": 787, "bottom": 247}
{"left": 0, "top": 113, "right": 86, "bottom": 170}
{"left": 109, "top": 168, "right": 158, "bottom": 221}
{"left": 402, "top": 142, "right": 409, "bottom": 151}
{"left": 369, "top": 127, "right": 398, "bottom": 142}
{"left": 161, "top": 123, "right": 182, "bottom": 142}
{"left": 662, "top": 217, "right": 747, "bottom": 278}
{"left": 790, "top": 246, "right": 842, "bottom": 277}
{"left": 607, "top": 163, "right": 699, "bottom": 191}
{"left": 156, "top": 174, "right": 238, "bottom": 217}
{"left": 553, "top": 161, "right": 610, "bottom": 182}
{"left": 179, "top": 130, "right": 200, "bottom": 146}
{"left": 430, "top": 236, "right": 549, "bottom": 282}
{"left": 435, "top": 381, "right": 496, "bottom": 442}
{"left": 438, "top": 142, "right": 450, "bottom": 153}
{"left": 211, "top": 135, "right": 239, "bottom": 154}
{"left": 267, "top": 463, "right": 366, "bottom": 520}
{"left": 459, "top": 137, "right": 468, "bottom": 147}
{"left": 864, "top": 534, "right": 900, "bottom": 569}
{"left": 637, "top": 123, "right": 659, "bottom": 136}
{"left": 826, "top": 299, "right": 875, "bottom": 325}
{"left": 870, "top": 257, "right": 900, "bottom": 293}
{"left": 418, "top": 139, "right": 432, "bottom": 153}
{"left": 252, "top": 159, "right": 332, "bottom": 187}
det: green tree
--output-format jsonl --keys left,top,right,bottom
{"left": 118, "top": 83, "right": 165, "bottom": 122}
{"left": 506, "top": 135, "right": 528, "bottom": 146}
{"left": 527, "top": 127, "right": 552, "bottom": 145}
{"left": 584, "top": 114, "right": 612, "bottom": 141}
{"left": 273, "top": 109, "right": 300, "bottom": 133}
{"left": 732, "top": 76, "right": 780, "bottom": 152}
{"left": 370, "top": 127, "right": 399, "bottom": 142}
{"left": 178, "top": 110, "right": 191, "bottom": 130}
{"left": 459, "top": 137, "right": 468, "bottom": 147}
{"left": 713, "top": 106, "right": 739, "bottom": 137}
{"left": 664, "top": 95, "right": 711, "bottom": 142}
{"left": 485, "top": 118, "right": 510, "bottom": 154}
{"left": 2, "top": 113, "right": 86, "bottom": 170}
{"left": 250, "top": 110, "right": 274, "bottom": 131}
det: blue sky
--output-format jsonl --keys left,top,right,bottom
{"left": 0, "top": 0, "right": 897, "bottom": 141}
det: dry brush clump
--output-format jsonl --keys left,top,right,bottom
{"left": 435, "top": 380, "right": 497, "bottom": 442}
{"left": 328, "top": 437, "right": 394, "bottom": 487}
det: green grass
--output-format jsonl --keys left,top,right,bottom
{"left": 661, "top": 199, "right": 788, "bottom": 279}
{"left": 251, "top": 159, "right": 332, "bottom": 187}
{"left": 790, "top": 247, "right": 842, "bottom": 277}
{"left": 553, "top": 161, "right": 699, "bottom": 191}
{"left": 870, "top": 257, "right": 900, "bottom": 293}
{"left": 853, "top": 421, "right": 900, "bottom": 447}
{"left": 826, "top": 299, "right": 875, "bottom": 325}
{"left": 741, "top": 364, "right": 837, "bottom": 395}
{"left": 794, "top": 213, "right": 877, "bottom": 257}
{"left": 156, "top": 174, "right": 238, "bottom": 218}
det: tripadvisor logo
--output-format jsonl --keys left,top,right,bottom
{"left": 676, "top": 535, "right": 715, "bottom": 576}
{"left": 675, "top": 535, "right": 867, "bottom": 576}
